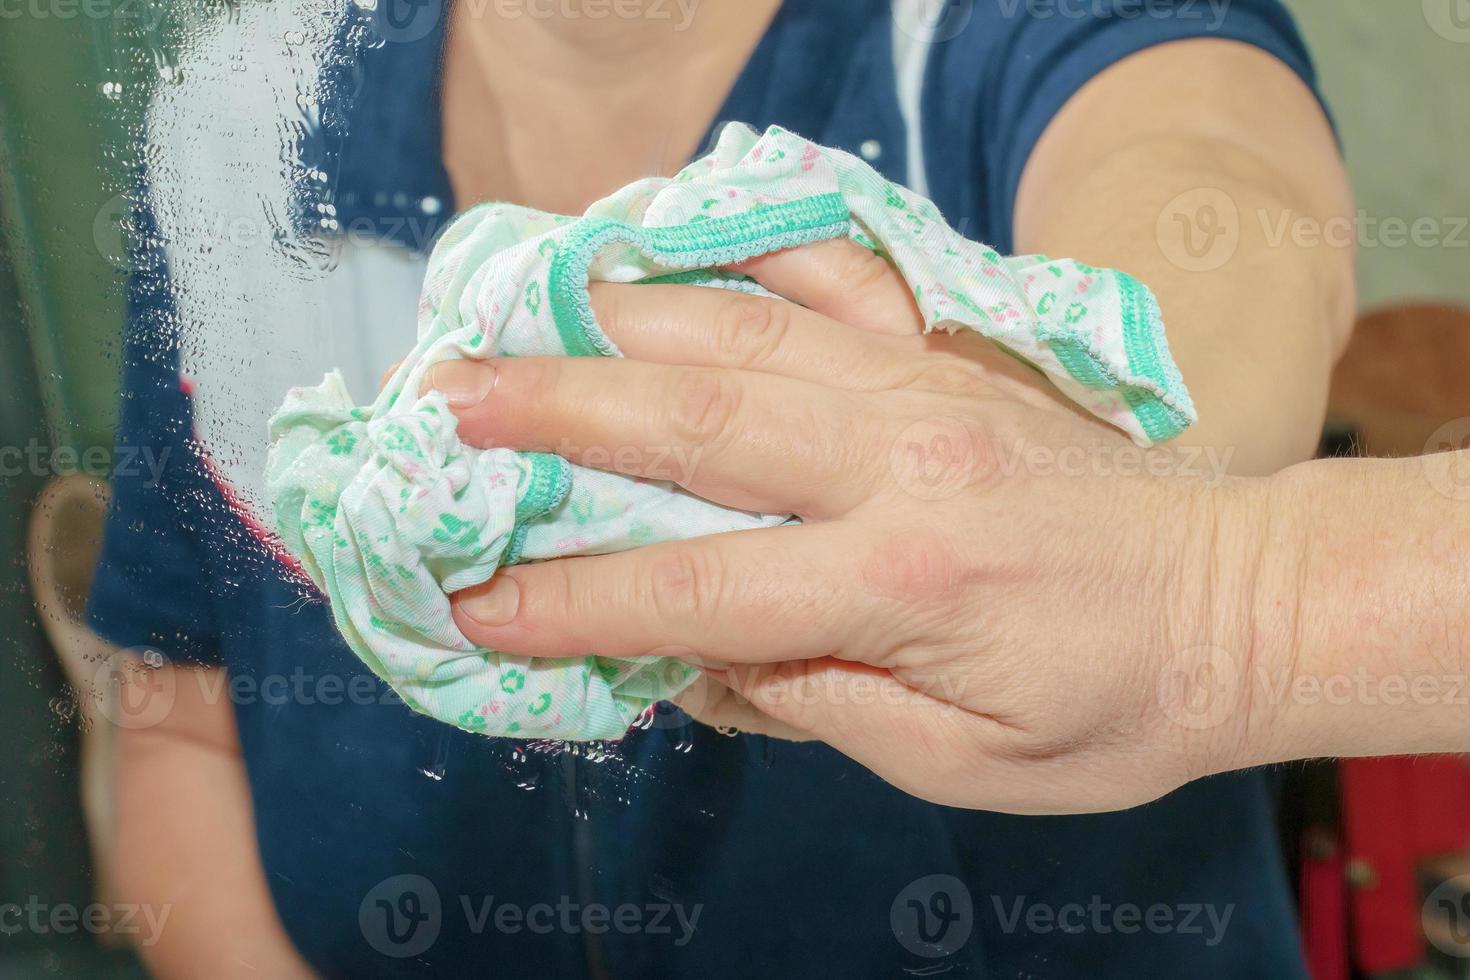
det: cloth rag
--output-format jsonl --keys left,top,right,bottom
{"left": 265, "top": 123, "right": 1196, "bottom": 741}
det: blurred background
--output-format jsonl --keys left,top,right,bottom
{"left": 0, "top": 2, "right": 1467, "bottom": 977}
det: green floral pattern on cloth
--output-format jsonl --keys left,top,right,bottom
{"left": 265, "top": 123, "right": 1196, "bottom": 741}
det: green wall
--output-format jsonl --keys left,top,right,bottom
{"left": 0, "top": 3, "right": 152, "bottom": 975}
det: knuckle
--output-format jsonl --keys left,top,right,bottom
{"left": 858, "top": 527, "right": 974, "bottom": 605}
{"left": 541, "top": 562, "right": 579, "bottom": 624}
{"left": 833, "top": 241, "right": 895, "bottom": 295}
{"left": 883, "top": 402, "right": 1001, "bottom": 501}
{"left": 667, "top": 368, "right": 741, "bottom": 446}
{"left": 713, "top": 293, "right": 791, "bottom": 369}
{"left": 646, "top": 548, "right": 725, "bottom": 626}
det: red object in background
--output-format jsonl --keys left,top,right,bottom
{"left": 1299, "top": 826, "right": 1348, "bottom": 980}
{"left": 1338, "top": 756, "right": 1470, "bottom": 975}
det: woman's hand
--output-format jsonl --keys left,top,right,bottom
{"left": 427, "top": 240, "right": 1285, "bottom": 813}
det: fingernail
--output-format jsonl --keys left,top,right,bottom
{"left": 460, "top": 576, "right": 520, "bottom": 627}
{"left": 426, "top": 361, "right": 497, "bottom": 409}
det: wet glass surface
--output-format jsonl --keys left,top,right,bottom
{"left": 7, "top": 2, "right": 1469, "bottom": 977}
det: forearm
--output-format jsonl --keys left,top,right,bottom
{"left": 1015, "top": 39, "right": 1355, "bottom": 476}
{"left": 114, "top": 665, "right": 314, "bottom": 979}
{"left": 1240, "top": 452, "right": 1470, "bottom": 765}
{"left": 1021, "top": 136, "right": 1351, "bottom": 473}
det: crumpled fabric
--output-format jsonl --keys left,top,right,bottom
{"left": 265, "top": 123, "right": 1196, "bottom": 741}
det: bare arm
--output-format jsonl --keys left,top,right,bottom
{"left": 1015, "top": 38, "right": 1356, "bottom": 475}
{"left": 1243, "top": 451, "right": 1470, "bottom": 766}
{"left": 113, "top": 657, "right": 315, "bottom": 978}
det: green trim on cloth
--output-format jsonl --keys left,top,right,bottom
{"left": 548, "top": 194, "right": 850, "bottom": 357}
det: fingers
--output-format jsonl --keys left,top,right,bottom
{"left": 715, "top": 659, "right": 1031, "bottom": 808}
{"left": 716, "top": 659, "right": 976, "bottom": 766}
{"left": 587, "top": 280, "right": 919, "bottom": 390}
{"left": 450, "top": 524, "right": 880, "bottom": 663}
{"left": 429, "top": 356, "right": 887, "bottom": 518}
{"left": 729, "top": 238, "right": 925, "bottom": 337}
{"left": 671, "top": 674, "right": 816, "bottom": 743}
{"left": 712, "top": 659, "right": 901, "bottom": 742}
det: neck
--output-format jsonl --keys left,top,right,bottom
{"left": 441, "top": 0, "right": 780, "bottom": 213}
{"left": 461, "top": 0, "right": 743, "bottom": 82}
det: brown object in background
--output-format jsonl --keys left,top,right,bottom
{"left": 1327, "top": 302, "right": 1470, "bottom": 457}
{"left": 25, "top": 475, "right": 124, "bottom": 947}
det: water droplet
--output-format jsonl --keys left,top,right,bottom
{"left": 418, "top": 728, "right": 451, "bottom": 781}
{"left": 49, "top": 696, "right": 76, "bottom": 724}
